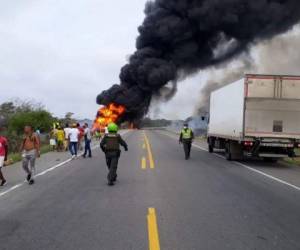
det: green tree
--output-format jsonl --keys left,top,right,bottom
{"left": 0, "top": 102, "right": 16, "bottom": 124}
{"left": 59, "top": 112, "right": 75, "bottom": 126}
{"left": 8, "top": 110, "right": 54, "bottom": 135}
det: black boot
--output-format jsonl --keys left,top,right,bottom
{"left": 108, "top": 181, "right": 114, "bottom": 186}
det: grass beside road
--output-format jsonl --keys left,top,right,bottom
{"left": 283, "top": 149, "right": 300, "bottom": 167}
{"left": 6, "top": 144, "right": 52, "bottom": 166}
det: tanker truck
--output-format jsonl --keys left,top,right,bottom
{"left": 207, "top": 74, "right": 300, "bottom": 161}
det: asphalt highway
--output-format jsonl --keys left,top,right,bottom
{"left": 0, "top": 130, "right": 300, "bottom": 250}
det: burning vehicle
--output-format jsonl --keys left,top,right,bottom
{"left": 93, "top": 103, "right": 125, "bottom": 132}
{"left": 95, "top": 1, "right": 300, "bottom": 126}
{"left": 94, "top": 84, "right": 151, "bottom": 130}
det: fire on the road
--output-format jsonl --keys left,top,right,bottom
{"left": 93, "top": 103, "right": 125, "bottom": 131}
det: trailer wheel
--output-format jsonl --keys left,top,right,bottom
{"left": 208, "top": 137, "right": 214, "bottom": 153}
{"left": 263, "top": 158, "right": 278, "bottom": 163}
{"left": 225, "top": 142, "right": 232, "bottom": 161}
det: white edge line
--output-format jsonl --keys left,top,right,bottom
{"left": 234, "top": 161, "right": 300, "bottom": 191}
{"left": 0, "top": 183, "right": 24, "bottom": 198}
{"left": 158, "top": 130, "right": 300, "bottom": 192}
{"left": 0, "top": 130, "right": 131, "bottom": 198}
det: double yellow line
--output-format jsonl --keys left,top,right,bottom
{"left": 142, "top": 132, "right": 155, "bottom": 169}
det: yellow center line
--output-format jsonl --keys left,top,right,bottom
{"left": 143, "top": 143, "right": 146, "bottom": 149}
{"left": 143, "top": 132, "right": 155, "bottom": 169}
{"left": 142, "top": 157, "right": 147, "bottom": 169}
{"left": 147, "top": 208, "right": 161, "bottom": 250}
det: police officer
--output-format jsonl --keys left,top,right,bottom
{"left": 179, "top": 123, "right": 194, "bottom": 160}
{"left": 100, "top": 123, "right": 128, "bottom": 186}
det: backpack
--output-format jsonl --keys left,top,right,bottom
{"left": 105, "top": 134, "right": 120, "bottom": 151}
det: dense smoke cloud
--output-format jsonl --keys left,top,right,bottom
{"left": 255, "top": 26, "right": 300, "bottom": 74}
{"left": 196, "top": 56, "right": 254, "bottom": 113}
{"left": 195, "top": 25, "right": 300, "bottom": 114}
{"left": 97, "top": 0, "right": 300, "bottom": 121}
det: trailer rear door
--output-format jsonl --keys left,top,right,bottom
{"left": 244, "top": 75, "right": 300, "bottom": 139}
{"left": 281, "top": 77, "right": 300, "bottom": 99}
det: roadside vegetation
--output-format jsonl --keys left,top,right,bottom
{"left": 284, "top": 149, "right": 300, "bottom": 166}
{"left": 0, "top": 100, "right": 77, "bottom": 165}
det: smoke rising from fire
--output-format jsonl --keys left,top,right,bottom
{"left": 97, "top": 0, "right": 300, "bottom": 121}
{"left": 196, "top": 25, "right": 300, "bottom": 114}
{"left": 196, "top": 56, "right": 254, "bottom": 113}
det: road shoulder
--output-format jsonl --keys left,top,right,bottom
{"left": 156, "top": 128, "right": 300, "bottom": 190}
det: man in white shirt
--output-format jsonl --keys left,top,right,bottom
{"left": 68, "top": 123, "right": 80, "bottom": 158}
{"left": 64, "top": 123, "right": 71, "bottom": 151}
{"left": 83, "top": 123, "right": 92, "bottom": 158}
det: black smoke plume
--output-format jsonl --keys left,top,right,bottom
{"left": 97, "top": 0, "right": 300, "bottom": 120}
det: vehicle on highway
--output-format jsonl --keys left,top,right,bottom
{"left": 207, "top": 74, "right": 300, "bottom": 161}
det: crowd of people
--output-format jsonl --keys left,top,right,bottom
{"left": 0, "top": 122, "right": 95, "bottom": 187}
{"left": 0, "top": 120, "right": 195, "bottom": 188}
{"left": 50, "top": 123, "right": 93, "bottom": 158}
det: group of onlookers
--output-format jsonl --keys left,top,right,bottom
{"left": 0, "top": 122, "right": 94, "bottom": 187}
{"left": 50, "top": 123, "right": 93, "bottom": 156}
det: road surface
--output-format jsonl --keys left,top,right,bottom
{"left": 0, "top": 130, "right": 300, "bottom": 250}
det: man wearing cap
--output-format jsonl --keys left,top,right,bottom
{"left": 100, "top": 123, "right": 128, "bottom": 186}
{"left": 179, "top": 123, "right": 194, "bottom": 160}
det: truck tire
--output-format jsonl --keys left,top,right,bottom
{"left": 225, "top": 142, "right": 232, "bottom": 161}
{"left": 208, "top": 137, "right": 214, "bottom": 153}
{"left": 263, "top": 158, "right": 278, "bottom": 163}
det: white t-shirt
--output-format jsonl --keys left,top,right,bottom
{"left": 64, "top": 127, "right": 71, "bottom": 139}
{"left": 84, "top": 128, "right": 92, "bottom": 140}
{"left": 0, "top": 156, "right": 4, "bottom": 168}
{"left": 69, "top": 128, "right": 79, "bottom": 142}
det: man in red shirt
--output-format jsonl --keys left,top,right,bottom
{"left": 77, "top": 123, "right": 84, "bottom": 151}
{"left": 0, "top": 121, "right": 8, "bottom": 186}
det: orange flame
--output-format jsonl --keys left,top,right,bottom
{"left": 93, "top": 103, "right": 125, "bottom": 131}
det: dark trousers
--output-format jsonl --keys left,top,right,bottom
{"left": 183, "top": 140, "right": 192, "bottom": 159}
{"left": 69, "top": 142, "right": 78, "bottom": 156}
{"left": 83, "top": 139, "right": 92, "bottom": 157}
{"left": 105, "top": 151, "right": 120, "bottom": 182}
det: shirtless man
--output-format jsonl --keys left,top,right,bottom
{"left": 20, "top": 125, "right": 40, "bottom": 185}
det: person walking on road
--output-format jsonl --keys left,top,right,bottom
{"left": 68, "top": 123, "right": 80, "bottom": 159}
{"left": 100, "top": 123, "right": 128, "bottom": 186}
{"left": 20, "top": 125, "right": 40, "bottom": 185}
{"left": 179, "top": 123, "right": 194, "bottom": 160}
{"left": 56, "top": 126, "right": 65, "bottom": 152}
{"left": 0, "top": 121, "right": 8, "bottom": 186}
{"left": 77, "top": 123, "right": 84, "bottom": 151}
{"left": 64, "top": 123, "right": 71, "bottom": 151}
{"left": 83, "top": 123, "right": 92, "bottom": 158}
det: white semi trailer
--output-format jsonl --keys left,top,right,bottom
{"left": 207, "top": 74, "right": 300, "bottom": 161}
